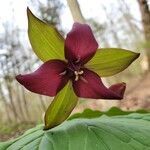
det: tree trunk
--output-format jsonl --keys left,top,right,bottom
{"left": 137, "top": 0, "right": 150, "bottom": 70}
{"left": 66, "top": 0, "right": 85, "bottom": 23}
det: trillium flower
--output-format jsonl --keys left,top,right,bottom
{"left": 17, "top": 22, "right": 126, "bottom": 100}
{"left": 16, "top": 8, "right": 140, "bottom": 129}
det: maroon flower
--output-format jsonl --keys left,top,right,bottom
{"left": 16, "top": 23, "right": 126, "bottom": 100}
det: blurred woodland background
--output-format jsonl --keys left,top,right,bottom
{"left": 0, "top": 0, "right": 150, "bottom": 140}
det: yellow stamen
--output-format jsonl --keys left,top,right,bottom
{"left": 59, "top": 70, "right": 66, "bottom": 76}
{"left": 75, "top": 57, "right": 80, "bottom": 63}
{"left": 80, "top": 76, "right": 88, "bottom": 83}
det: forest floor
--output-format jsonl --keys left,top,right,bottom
{"left": 0, "top": 72, "right": 150, "bottom": 142}
{"left": 120, "top": 72, "right": 150, "bottom": 110}
{"left": 0, "top": 123, "right": 35, "bottom": 142}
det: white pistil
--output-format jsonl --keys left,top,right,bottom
{"left": 75, "top": 75, "right": 79, "bottom": 81}
{"left": 78, "top": 70, "right": 83, "bottom": 75}
{"left": 74, "top": 70, "right": 84, "bottom": 81}
{"left": 74, "top": 71, "right": 78, "bottom": 76}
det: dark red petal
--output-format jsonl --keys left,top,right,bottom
{"left": 65, "top": 22, "right": 98, "bottom": 64}
{"left": 109, "top": 83, "right": 126, "bottom": 98}
{"left": 16, "top": 60, "right": 68, "bottom": 97}
{"left": 72, "top": 69, "right": 126, "bottom": 100}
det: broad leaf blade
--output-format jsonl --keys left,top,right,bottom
{"left": 86, "top": 48, "right": 140, "bottom": 77}
{"left": 27, "top": 8, "right": 64, "bottom": 61}
{"left": 1, "top": 113, "right": 150, "bottom": 150}
{"left": 44, "top": 81, "right": 78, "bottom": 130}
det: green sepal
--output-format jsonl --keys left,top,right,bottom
{"left": 86, "top": 48, "right": 140, "bottom": 77}
{"left": 27, "top": 8, "right": 64, "bottom": 62}
{"left": 44, "top": 81, "right": 78, "bottom": 130}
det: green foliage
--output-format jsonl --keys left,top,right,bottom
{"left": 27, "top": 8, "right": 64, "bottom": 62}
{"left": 1, "top": 109, "right": 150, "bottom": 150}
{"left": 68, "top": 107, "right": 149, "bottom": 120}
{"left": 44, "top": 82, "right": 78, "bottom": 130}
{"left": 86, "top": 48, "right": 140, "bottom": 77}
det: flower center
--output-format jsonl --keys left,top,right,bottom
{"left": 59, "top": 60, "right": 84, "bottom": 81}
{"left": 74, "top": 70, "right": 84, "bottom": 81}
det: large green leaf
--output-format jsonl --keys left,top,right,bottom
{"left": 1, "top": 113, "right": 150, "bottom": 150}
{"left": 44, "top": 81, "right": 78, "bottom": 130}
{"left": 86, "top": 48, "right": 140, "bottom": 77}
{"left": 27, "top": 8, "right": 64, "bottom": 61}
